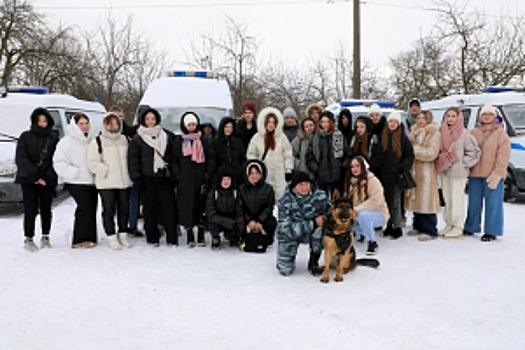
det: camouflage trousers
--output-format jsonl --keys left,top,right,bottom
{"left": 276, "top": 226, "right": 323, "bottom": 276}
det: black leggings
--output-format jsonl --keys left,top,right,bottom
{"left": 21, "top": 184, "right": 55, "bottom": 238}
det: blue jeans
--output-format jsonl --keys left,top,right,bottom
{"left": 464, "top": 177, "right": 504, "bottom": 236}
{"left": 353, "top": 210, "right": 384, "bottom": 242}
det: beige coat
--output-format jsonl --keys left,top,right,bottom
{"left": 440, "top": 130, "right": 480, "bottom": 178}
{"left": 349, "top": 172, "right": 390, "bottom": 224}
{"left": 470, "top": 124, "right": 511, "bottom": 179}
{"left": 406, "top": 123, "right": 440, "bottom": 214}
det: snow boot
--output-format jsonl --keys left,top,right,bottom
{"left": 390, "top": 227, "right": 403, "bottom": 240}
{"left": 118, "top": 232, "right": 133, "bottom": 248}
{"left": 211, "top": 236, "right": 221, "bottom": 250}
{"left": 418, "top": 234, "right": 435, "bottom": 242}
{"left": 187, "top": 227, "right": 196, "bottom": 248}
{"left": 383, "top": 224, "right": 394, "bottom": 237}
{"left": 107, "top": 234, "right": 123, "bottom": 250}
{"left": 197, "top": 226, "right": 206, "bottom": 247}
{"left": 407, "top": 228, "right": 420, "bottom": 236}
{"left": 307, "top": 250, "right": 323, "bottom": 276}
{"left": 481, "top": 234, "right": 497, "bottom": 242}
{"left": 366, "top": 241, "right": 378, "bottom": 255}
{"left": 438, "top": 225, "right": 453, "bottom": 237}
{"left": 40, "top": 235, "right": 51, "bottom": 249}
{"left": 443, "top": 227, "right": 463, "bottom": 239}
{"left": 24, "top": 237, "right": 38, "bottom": 252}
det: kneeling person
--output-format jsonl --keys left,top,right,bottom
{"left": 276, "top": 171, "right": 331, "bottom": 276}
{"left": 206, "top": 166, "right": 244, "bottom": 250}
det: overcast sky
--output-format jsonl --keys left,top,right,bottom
{"left": 32, "top": 0, "right": 524, "bottom": 72}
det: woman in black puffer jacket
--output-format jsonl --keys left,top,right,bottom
{"left": 128, "top": 107, "right": 178, "bottom": 246}
{"left": 238, "top": 159, "right": 276, "bottom": 247}
{"left": 206, "top": 166, "right": 244, "bottom": 250}
{"left": 213, "top": 117, "right": 246, "bottom": 186}
{"left": 15, "top": 107, "right": 59, "bottom": 251}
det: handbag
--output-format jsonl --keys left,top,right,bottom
{"left": 399, "top": 169, "right": 416, "bottom": 190}
{"left": 243, "top": 230, "right": 268, "bottom": 253}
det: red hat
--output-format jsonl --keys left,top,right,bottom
{"left": 242, "top": 101, "right": 256, "bottom": 114}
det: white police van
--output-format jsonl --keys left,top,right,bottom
{"left": 326, "top": 99, "right": 407, "bottom": 121}
{"left": 421, "top": 87, "right": 525, "bottom": 201}
{"left": 0, "top": 87, "right": 106, "bottom": 202}
{"left": 137, "top": 70, "right": 233, "bottom": 133}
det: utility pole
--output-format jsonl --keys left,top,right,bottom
{"left": 352, "top": 0, "right": 361, "bottom": 99}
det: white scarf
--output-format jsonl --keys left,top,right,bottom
{"left": 137, "top": 125, "right": 168, "bottom": 172}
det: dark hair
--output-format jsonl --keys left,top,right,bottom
{"left": 301, "top": 116, "right": 316, "bottom": 132}
{"left": 109, "top": 106, "right": 123, "bottom": 113}
{"left": 345, "top": 156, "right": 369, "bottom": 202}
{"left": 104, "top": 113, "right": 120, "bottom": 126}
{"left": 73, "top": 113, "right": 89, "bottom": 124}
{"left": 352, "top": 116, "right": 370, "bottom": 157}
{"left": 30, "top": 107, "right": 54, "bottom": 128}
{"left": 264, "top": 114, "right": 277, "bottom": 151}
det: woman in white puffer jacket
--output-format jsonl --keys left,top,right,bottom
{"left": 53, "top": 114, "right": 98, "bottom": 248}
{"left": 87, "top": 113, "right": 133, "bottom": 250}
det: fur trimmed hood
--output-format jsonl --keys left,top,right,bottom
{"left": 256, "top": 107, "right": 284, "bottom": 137}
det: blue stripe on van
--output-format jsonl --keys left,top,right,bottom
{"left": 511, "top": 143, "right": 525, "bottom": 151}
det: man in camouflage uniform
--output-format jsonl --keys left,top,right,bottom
{"left": 276, "top": 171, "right": 331, "bottom": 276}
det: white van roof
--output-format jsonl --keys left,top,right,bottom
{"left": 422, "top": 91, "right": 525, "bottom": 110}
{"left": 0, "top": 92, "right": 105, "bottom": 112}
{"left": 140, "top": 77, "right": 233, "bottom": 109}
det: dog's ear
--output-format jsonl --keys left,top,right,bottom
{"left": 332, "top": 189, "right": 341, "bottom": 202}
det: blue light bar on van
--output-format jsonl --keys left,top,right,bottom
{"left": 376, "top": 101, "right": 396, "bottom": 108}
{"left": 8, "top": 86, "right": 49, "bottom": 94}
{"left": 339, "top": 100, "right": 396, "bottom": 108}
{"left": 340, "top": 101, "right": 364, "bottom": 107}
{"left": 168, "top": 70, "right": 217, "bottom": 79}
{"left": 484, "top": 86, "right": 525, "bottom": 93}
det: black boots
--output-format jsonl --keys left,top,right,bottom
{"left": 187, "top": 227, "right": 196, "bottom": 248}
{"left": 308, "top": 250, "right": 323, "bottom": 276}
{"left": 197, "top": 226, "right": 206, "bottom": 247}
{"left": 383, "top": 224, "right": 402, "bottom": 240}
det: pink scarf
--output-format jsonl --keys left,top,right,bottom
{"left": 436, "top": 113, "right": 464, "bottom": 174}
{"left": 182, "top": 132, "right": 205, "bottom": 163}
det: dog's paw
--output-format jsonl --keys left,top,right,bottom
{"left": 320, "top": 276, "right": 329, "bottom": 283}
{"left": 334, "top": 275, "right": 343, "bottom": 282}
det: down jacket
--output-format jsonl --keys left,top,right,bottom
{"left": 406, "top": 123, "right": 440, "bottom": 214}
{"left": 379, "top": 129, "right": 414, "bottom": 185}
{"left": 213, "top": 117, "right": 246, "bottom": 186}
{"left": 87, "top": 115, "right": 132, "bottom": 190}
{"left": 206, "top": 186, "right": 244, "bottom": 230}
{"left": 15, "top": 109, "right": 59, "bottom": 186}
{"left": 239, "top": 160, "right": 275, "bottom": 225}
{"left": 53, "top": 119, "right": 95, "bottom": 185}
{"left": 306, "top": 129, "right": 349, "bottom": 186}
{"left": 246, "top": 107, "right": 294, "bottom": 201}
{"left": 470, "top": 124, "right": 511, "bottom": 179}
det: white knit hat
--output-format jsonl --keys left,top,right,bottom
{"left": 387, "top": 111, "right": 401, "bottom": 124}
{"left": 368, "top": 103, "right": 381, "bottom": 116}
{"left": 480, "top": 104, "right": 497, "bottom": 116}
{"left": 184, "top": 113, "right": 198, "bottom": 127}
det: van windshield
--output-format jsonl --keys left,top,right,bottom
{"left": 154, "top": 107, "right": 232, "bottom": 134}
{"left": 501, "top": 104, "right": 525, "bottom": 134}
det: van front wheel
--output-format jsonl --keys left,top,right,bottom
{"left": 504, "top": 172, "right": 518, "bottom": 202}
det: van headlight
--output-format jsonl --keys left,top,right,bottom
{"left": 0, "top": 160, "right": 17, "bottom": 177}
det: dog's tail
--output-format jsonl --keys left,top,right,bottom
{"left": 356, "top": 258, "right": 380, "bottom": 268}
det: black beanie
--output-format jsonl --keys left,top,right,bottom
{"left": 217, "top": 165, "right": 234, "bottom": 180}
{"left": 290, "top": 171, "right": 311, "bottom": 189}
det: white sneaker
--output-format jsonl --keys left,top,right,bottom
{"left": 117, "top": 232, "right": 133, "bottom": 248}
{"left": 444, "top": 227, "right": 464, "bottom": 239}
{"left": 418, "top": 234, "right": 435, "bottom": 242}
{"left": 24, "top": 237, "right": 39, "bottom": 252}
{"left": 41, "top": 235, "right": 51, "bottom": 249}
{"left": 107, "top": 235, "right": 123, "bottom": 250}
{"left": 407, "top": 228, "right": 420, "bottom": 236}
{"left": 438, "top": 225, "right": 453, "bottom": 237}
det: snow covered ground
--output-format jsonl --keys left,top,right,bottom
{"left": 1, "top": 196, "right": 524, "bottom": 350}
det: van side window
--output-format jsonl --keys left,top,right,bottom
{"left": 501, "top": 104, "right": 525, "bottom": 133}
{"left": 462, "top": 109, "right": 471, "bottom": 128}
{"left": 49, "top": 110, "right": 64, "bottom": 138}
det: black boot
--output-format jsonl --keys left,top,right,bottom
{"left": 390, "top": 227, "right": 403, "bottom": 240}
{"left": 211, "top": 236, "right": 221, "bottom": 250}
{"left": 307, "top": 250, "right": 323, "bottom": 276}
{"left": 383, "top": 224, "right": 394, "bottom": 237}
{"left": 197, "top": 226, "right": 206, "bottom": 247}
{"left": 187, "top": 227, "right": 196, "bottom": 248}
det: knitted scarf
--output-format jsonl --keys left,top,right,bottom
{"left": 182, "top": 132, "right": 205, "bottom": 163}
{"left": 436, "top": 114, "right": 464, "bottom": 174}
{"left": 137, "top": 125, "right": 167, "bottom": 172}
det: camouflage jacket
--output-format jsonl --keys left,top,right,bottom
{"left": 277, "top": 186, "right": 331, "bottom": 241}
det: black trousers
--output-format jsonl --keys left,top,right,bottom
{"left": 66, "top": 184, "right": 98, "bottom": 244}
{"left": 208, "top": 222, "right": 243, "bottom": 241}
{"left": 142, "top": 177, "right": 177, "bottom": 244}
{"left": 99, "top": 189, "right": 129, "bottom": 235}
{"left": 21, "top": 184, "right": 55, "bottom": 238}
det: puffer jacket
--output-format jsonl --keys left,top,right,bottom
{"left": 406, "top": 123, "right": 440, "bottom": 214}
{"left": 239, "top": 160, "right": 275, "bottom": 224}
{"left": 213, "top": 117, "right": 246, "bottom": 186}
{"left": 291, "top": 129, "right": 315, "bottom": 179}
{"left": 246, "top": 107, "right": 294, "bottom": 201}
{"left": 348, "top": 171, "right": 390, "bottom": 224}
{"left": 276, "top": 182, "right": 331, "bottom": 241}
{"left": 15, "top": 110, "right": 59, "bottom": 186}
{"left": 440, "top": 129, "right": 480, "bottom": 178}
{"left": 87, "top": 115, "right": 132, "bottom": 190}
{"left": 53, "top": 119, "right": 95, "bottom": 185}
{"left": 306, "top": 129, "right": 349, "bottom": 186}
{"left": 236, "top": 119, "right": 257, "bottom": 151}
{"left": 349, "top": 133, "right": 384, "bottom": 176}
{"left": 470, "top": 124, "right": 511, "bottom": 179}
{"left": 206, "top": 186, "right": 244, "bottom": 230}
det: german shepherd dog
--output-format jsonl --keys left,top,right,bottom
{"left": 320, "top": 190, "right": 380, "bottom": 283}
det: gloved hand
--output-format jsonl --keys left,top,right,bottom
{"left": 285, "top": 172, "right": 294, "bottom": 182}
{"left": 487, "top": 173, "right": 501, "bottom": 190}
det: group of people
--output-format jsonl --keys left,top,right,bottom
{"left": 15, "top": 98, "right": 510, "bottom": 277}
